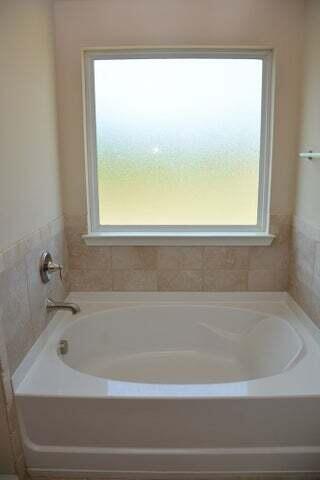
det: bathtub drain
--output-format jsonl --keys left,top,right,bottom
{"left": 58, "top": 339, "right": 68, "bottom": 355}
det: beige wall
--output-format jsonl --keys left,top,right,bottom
{"left": 54, "top": 0, "right": 305, "bottom": 221}
{"left": 0, "top": 0, "right": 62, "bottom": 252}
{"left": 294, "top": 0, "right": 320, "bottom": 225}
{"left": 0, "top": 1, "right": 66, "bottom": 476}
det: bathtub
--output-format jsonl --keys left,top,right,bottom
{"left": 13, "top": 292, "right": 320, "bottom": 477}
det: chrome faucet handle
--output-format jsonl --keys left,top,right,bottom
{"left": 40, "top": 251, "right": 63, "bottom": 283}
{"left": 47, "top": 261, "right": 63, "bottom": 281}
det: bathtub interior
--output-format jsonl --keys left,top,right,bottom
{"left": 59, "top": 305, "right": 304, "bottom": 384}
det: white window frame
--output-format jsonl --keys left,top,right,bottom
{"left": 82, "top": 48, "right": 275, "bottom": 246}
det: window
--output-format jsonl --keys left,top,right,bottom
{"left": 83, "top": 49, "right": 273, "bottom": 245}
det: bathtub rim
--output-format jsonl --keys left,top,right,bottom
{"left": 12, "top": 292, "right": 320, "bottom": 400}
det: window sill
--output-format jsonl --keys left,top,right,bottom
{"left": 82, "top": 232, "right": 275, "bottom": 246}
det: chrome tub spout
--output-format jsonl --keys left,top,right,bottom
{"left": 46, "top": 298, "right": 80, "bottom": 315}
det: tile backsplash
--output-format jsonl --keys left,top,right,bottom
{"left": 0, "top": 211, "right": 317, "bottom": 480}
{"left": 0, "top": 215, "right": 69, "bottom": 479}
{"left": 66, "top": 214, "right": 291, "bottom": 293}
{"left": 0, "top": 216, "right": 69, "bottom": 374}
{"left": 290, "top": 215, "right": 320, "bottom": 328}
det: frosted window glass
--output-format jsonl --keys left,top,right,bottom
{"left": 94, "top": 58, "right": 263, "bottom": 226}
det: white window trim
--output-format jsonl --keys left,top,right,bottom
{"left": 82, "top": 47, "right": 275, "bottom": 246}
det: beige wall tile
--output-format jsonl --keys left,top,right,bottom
{"left": 0, "top": 252, "right": 5, "bottom": 275}
{"left": 204, "top": 247, "right": 249, "bottom": 270}
{"left": 249, "top": 245, "right": 289, "bottom": 270}
{"left": 270, "top": 214, "right": 291, "bottom": 245}
{"left": 290, "top": 228, "right": 313, "bottom": 290}
{"left": 248, "top": 269, "right": 277, "bottom": 291}
{"left": 25, "top": 237, "right": 49, "bottom": 337}
{"left": 204, "top": 270, "right": 248, "bottom": 291}
{"left": 0, "top": 310, "right": 24, "bottom": 475}
{"left": 0, "top": 318, "right": 9, "bottom": 376}
{"left": 112, "top": 247, "right": 157, "bottom": 270}
{"left": 10, "top": 428, "right": 24, "bottom": 463}
{"left": 2, "top": 240, "right": 28, "bottom": 271}
{"left": 67, "top": 227, "right": 112, "bottom": 271}
{"left": 0, "top": 382, "right": 15, "bottom": 473}
{"left": 291, "top": 228, "right": 316, "bottom": 271}
{"left": 64, "top": 207, "right": 292, "bottom": 294}
{"left": 293, "top": 216, "right": 320, "bottom": 242}
{"left": 158, "top": 270, "right": 202, "bottom": 291}
{"left": 275, "top": 268, "right": 289, "bottom": 291}
{"left": 310, "top": 292, "right": 320, "bottom": 329}
{"left": 13, "top": 453, "right": 27, "bottom": 480}
{"left": 314, "top": 242, "right": 320, "bottom": 278}
{"left": 64, "top": 214, "right": 87, "bottom": 230}
{"left": 289, "top": 278, "right": 315, "bottom": 321}
{"left": 0, "top": 216, "right": 69, "bottom": 376}
{"left": 291, "top": 258, "right": 314, "bottom": 289}
{"left": 23, "top": 228, "right": 43, "bottom": 254}
{"left": 312, "top": 268, "right": 320, "bottom": 294}
{"left": 112, "top": 270, "right": 157, "bottom": 291}
{"left": 289, "top": 223, "right": 320, "bottom": 324}
{"left": 157, "top": 247, "right": 203, "bottom": 270}
{"left": 6, "top": 395, "right": 19, "bottom": 435}
{"left": 69, "top": 269, "right": 112, "bottom": 291}
{"left": 69, "top": 245, "right": 112, "bottom": 271}
{"left": 1, "top": 373, "right": 13, "bottom": 409}
{"left": 0, "top": 261, "right": 34, "bottom": 374}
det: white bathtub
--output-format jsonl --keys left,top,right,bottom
{"left": 13, "top": 292, "right": 320, "bottom": 477}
